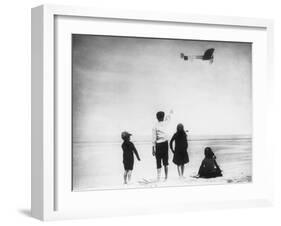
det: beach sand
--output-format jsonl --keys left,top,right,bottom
{"left": 72, "top": 137, "right": 252, "bottom": 191}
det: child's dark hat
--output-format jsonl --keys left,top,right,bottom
{"left": 121, "top": 131, "right": 132, "bottom": 139}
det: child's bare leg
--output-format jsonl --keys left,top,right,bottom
{"left": 181, "top": 165, "right": 185, "bottom": 177}
{"left": 127, "top": 170, "right": 132, "bottom": 183}
{"left": 177, "top": 165, "right": 181, "bottom": 177}
{"left": 164, "top": 166, "right": 168, "bottom": 180}
{"left": 123, "top": 170, "right": 128, "bottom": 184}
{"left": 157, "top": 168, "right": 161, "bottom": 181}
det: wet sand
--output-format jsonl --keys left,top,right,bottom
{"left": 72, "top": 137, "right": 252, "bottom": 191}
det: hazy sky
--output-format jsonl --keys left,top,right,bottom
{"left": 72, "top": 35, "right": 252, "bottom": 142}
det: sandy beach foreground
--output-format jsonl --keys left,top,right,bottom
{"left": 72, "top": 137, "right": 252, "bottom": 191}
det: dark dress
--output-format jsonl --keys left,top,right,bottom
{"left": 121, "top": 140, "right": 140, "bottom": 170}
{"left": 198, "top": 157, "right": 222, "bottom": 178}
{"left": 169, "top": 132, "right": 189, "bottom": 165}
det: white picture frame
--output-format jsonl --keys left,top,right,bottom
{"left": 31, "top": 4, "right": 274, "bottom": 221}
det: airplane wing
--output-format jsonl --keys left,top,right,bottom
{"left": 202, "top": 48, "right": 215, "bottom": 60}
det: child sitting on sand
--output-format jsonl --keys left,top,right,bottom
{"left": 121, "top": 131, "right": 141, "bottom": 184}
{"left": 169, "top": 123, "right": 189, "bottom": 178}
{"left": 197, "top": 147, "right": 222, "bottom": 178}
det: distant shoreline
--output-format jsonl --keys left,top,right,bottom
{"left": 73, "top": 135, "right": 252, "bottom": 145}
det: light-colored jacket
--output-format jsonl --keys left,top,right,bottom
{"left": 152, "top": 114, "right": 171, "bottom": 147}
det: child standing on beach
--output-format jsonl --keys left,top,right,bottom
{"left": 152, "top": 110, "right": 173, "bottom": 181}
{"left": 169, "top": 123, "right": 189, "bottom": 178}
{"left": 121, "top": 131, "right": 141, "bottom": 184}
{"left": 197, "top": 147, "right": 222, "bottom": 178}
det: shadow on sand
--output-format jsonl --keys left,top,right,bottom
{"left": 18, "top": 209, "right": 32, "bottom": 218}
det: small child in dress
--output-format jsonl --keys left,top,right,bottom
{"left": 197, "top": 147, "right": 222, "bottom": 178}
{"left": 169, "top": 123, "right": 189, "bottom": 178}
{"left": 121, "top": 131, "right": 141, "bottom": 184}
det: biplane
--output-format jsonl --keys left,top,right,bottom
{"left": 180, "top": 48, "right": 215, "bottom": 64}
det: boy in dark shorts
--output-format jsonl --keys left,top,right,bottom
{"left": 121, "top": 131, "right": 141, "bottom": 184}
{"left": 152, "top": 110, "right": 173, "bottom": 181}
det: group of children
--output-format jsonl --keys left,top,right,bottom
{"left": 121, "top": 111, "right": 222, "bottom": 184}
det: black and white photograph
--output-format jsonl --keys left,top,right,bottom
{"left": 72, "top": 34, "right": 252, "bottom": 191}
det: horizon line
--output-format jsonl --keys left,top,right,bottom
{"left": 73, "top": 134, "right": 252, "bottom": 144}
